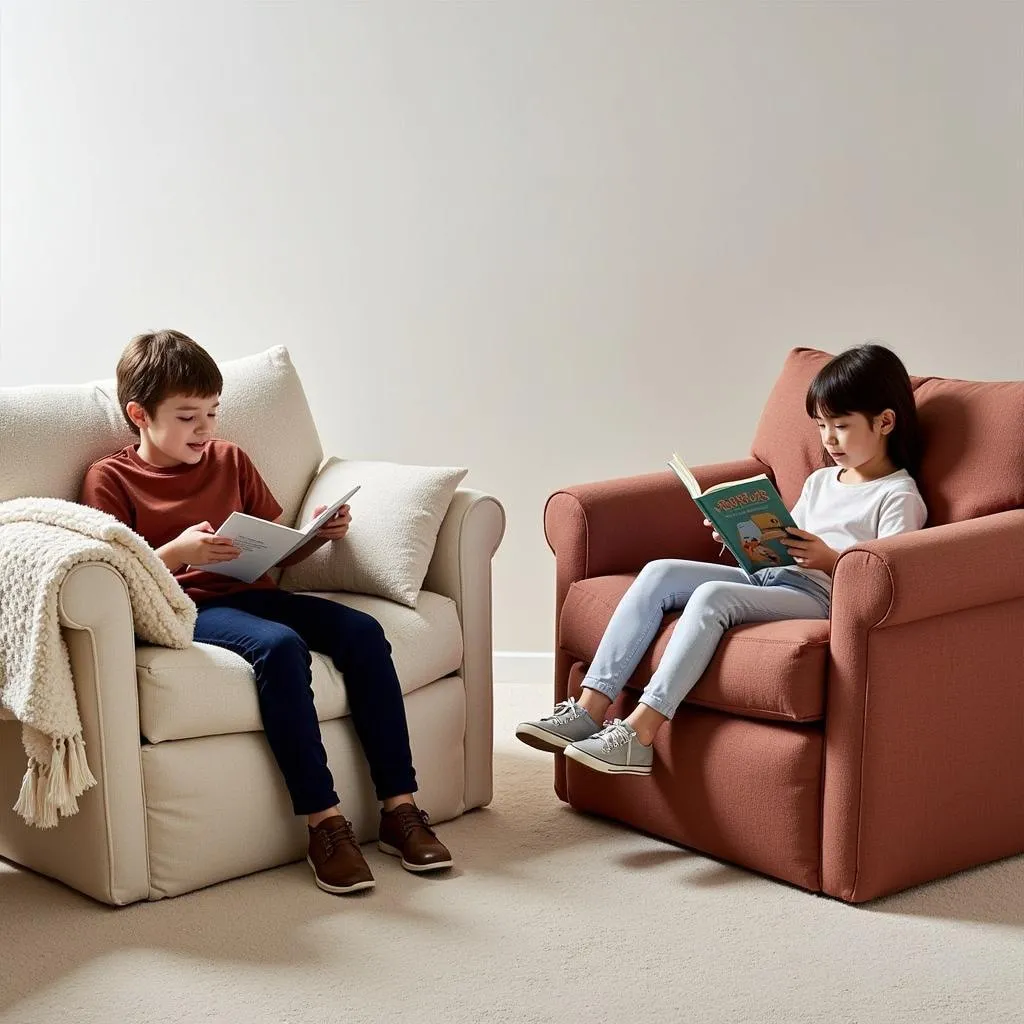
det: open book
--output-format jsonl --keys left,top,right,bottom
{"left": 190, "top": 485, "right": 360, "bottom": 583}
{"left": 668, "top": 454, "right": 797, "bottom": 575}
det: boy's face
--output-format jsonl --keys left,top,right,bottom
{"left": 127, "top": 393, "right": 220, "bottom": 468}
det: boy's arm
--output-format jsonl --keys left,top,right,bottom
{"left": 80, "top": 464, "right": 185, "bottom": 572}
{"left": 79, "top": 465, "right": 134, "bottom": 528}
{"left": 237, "top": 447, "right": 284, "bottom": 523}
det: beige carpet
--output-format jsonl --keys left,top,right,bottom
{"left": 1, "top": 682, "right": 1022, "bottom": 1024}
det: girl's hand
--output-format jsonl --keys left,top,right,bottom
{"left": 780, "top": 528, "right": 839, "bottom": 574}
{"left": 314, "top": 504, "right": 351, "bottom": 540}
{"left": 702, "top": 518, "right": 725, "bottom": 546}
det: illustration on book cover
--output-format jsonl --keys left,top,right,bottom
{"left": 736, "top": 518, "right": 784, "bottom": 566}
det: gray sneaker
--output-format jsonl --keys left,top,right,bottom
{"left": 515, "top": 697, "right": 602, "bottom": 753}
{"left": 563, "top": 719, "right": 654, "bottom": 776}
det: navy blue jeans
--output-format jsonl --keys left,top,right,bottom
{"left": 194, "top": 588, "right": 417, "bottom": 815}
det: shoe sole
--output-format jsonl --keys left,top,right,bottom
{"left": 378, "top": 841, "right": 454, "bottom": 872}
{"left": 515, "top": 723, "right": 573, "bottom": 753}
{"left": 563, "top": 744, "right": 652, "bottom": 776}
{"left": 306, "top": 855, "right": 376, "bottom": 894}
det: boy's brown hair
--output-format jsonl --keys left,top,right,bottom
{"left": 116, "top": 330, "right": 223, "bottom": 436}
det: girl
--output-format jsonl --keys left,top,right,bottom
{"left": 516, "top": 343, "right": 927, "bottom": 775}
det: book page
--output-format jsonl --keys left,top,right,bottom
{"left": 193, "top": 513, "right": 305, "bottom": 583}
{"left": 701, "top": 473, "right": 771, "bottom": 496}
{"left": 668, "top": 454, "right": 702, "bottom": 499}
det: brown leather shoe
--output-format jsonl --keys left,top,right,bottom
{"left": 307, "top": 815, "right": 375, "bottom": 894}
{"left": 378, "top": 803, "right": 453, "bottom": 873}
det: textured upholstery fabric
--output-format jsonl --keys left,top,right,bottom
{"left": 137, "top": 590, "right": 463, "bottom": 742}
{"left": 822, "top": 511, "right": 1024, "bottom": 901}
{"left": 142, "top": 675, "right": 468, "bottom": 899}
{"left": 563, "top": 663, "right": 824, "bottom": 892}
{"left": 912, "top": 376, "right": 1024, "bottom": 525}
{"left": 280, "top": 458, "right": 467, "bottom": 607}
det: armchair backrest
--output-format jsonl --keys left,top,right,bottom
{"left": 0, "top": 346, "right": 323, "bottom": 526}
{"left": 750, "top": 347, "right": 1024, "bottom": 526}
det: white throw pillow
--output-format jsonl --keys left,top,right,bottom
{"left": 279, "top": 459, "right": 467, "bottom": 607}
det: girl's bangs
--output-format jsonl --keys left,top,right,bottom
{"left": 805, "top": 375, "right": 853, "bottom": 419}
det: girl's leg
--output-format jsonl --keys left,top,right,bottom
{"left": 627, "top": 581, "right": 828, "bottom": 743}
{"left": 579, "top": 559, "right": 751, "bottom": 722}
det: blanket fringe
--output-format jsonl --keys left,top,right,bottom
{"left": 67, "top": 733, "right": 98, "bottom": 794}
{"left": 11, "top": 736, "right": 98, "bottom": 829}
{"left": 12, "top": 759, "right": 39, "bottom": 826}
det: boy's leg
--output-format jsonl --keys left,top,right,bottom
{"left": 193, "top": 601, "right": 339, "bottom": 816}
{"left": 234, "top": 591, "right": 417, "bottom": 803}
{"left": 516, "top": 559, "right": 749, "bottom": 752}
{"left": 564, "top": 581, "right": 828, "bottom": 775}
{"left": 193, "top": 596, "right": 375, "bottom": 894}
{"left": 233, "top": 590, "right": 451, "bottom": 872}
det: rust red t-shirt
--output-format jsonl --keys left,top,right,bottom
{"left": 79, "top": 439, "right": 283, "bottom": 604}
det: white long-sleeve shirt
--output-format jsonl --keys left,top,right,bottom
{"left": 789, "top": 466, "right": 928, "bottom": 593}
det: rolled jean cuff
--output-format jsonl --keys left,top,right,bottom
{"left": 581, "top": 676, "right": 620, "bottom": 701}
{"left": 638, "top": 692, "right": 678, "bottom": 720}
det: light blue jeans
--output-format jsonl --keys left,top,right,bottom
{"left": 582, "top": 559, "right": 831, "bottom": 720}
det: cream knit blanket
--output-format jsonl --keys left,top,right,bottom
{"left": 0, "top": 498, "right": 196, "bottom": 828}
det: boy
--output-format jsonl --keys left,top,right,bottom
{"left": 80, "top": 330, "right": 452, "bottom": 894}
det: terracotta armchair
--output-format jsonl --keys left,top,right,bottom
{"left": 544, "top": 348, "right": 1024, "bottom": 902}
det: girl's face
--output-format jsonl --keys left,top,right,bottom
{"left": 814, "top": 408, "right": 895, "bottom": 473}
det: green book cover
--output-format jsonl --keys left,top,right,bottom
{"left": 669, "top": 454, "right": 798, "bottom": 576}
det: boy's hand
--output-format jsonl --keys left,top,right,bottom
{"left": 780, "top": 528, "right": 839, "bottom": 574}
{"left": 174, "top": 522, "right": 242, "bottom": 565}
{"left": 702, "top": 518, "right": 725, "bottom": 545}
{"left": 313, "top": 504, "right": 351, "bottom": 541}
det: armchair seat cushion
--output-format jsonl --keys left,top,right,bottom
{"left": 137, "top": 590, "right": 463, "bottom": 743}
{"left": 560, "top": 575, "right": 829, "bottom": 723}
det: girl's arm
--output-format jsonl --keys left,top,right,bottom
{"left": 876, "top": 489, "right": 928, "bottom": 538}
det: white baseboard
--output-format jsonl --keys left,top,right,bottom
{"left": 493, "top": 651, "right": 554, "bottom": 686}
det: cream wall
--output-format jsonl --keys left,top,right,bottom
{"left": 1, "top": 1, "right": 1022, "bottom": 652}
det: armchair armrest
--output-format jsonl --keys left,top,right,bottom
{"left": 423, "top": 488, "right": 506, "bottom": 810}
{"left": 543, "top": 458, "right": 768, "bottom": 699}
{"left": 0, "top": 562, "right": 149, "bottom": 905}
{"left": 823, "top": 508, "right": 1024, "bottom": 901}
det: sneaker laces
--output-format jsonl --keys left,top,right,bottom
{"left": 544, "top": 697, "right": 583, "bottom": 723}
{"left": 316, "top": 816, "right": 356, "bottom": 857}
{"left": 390, "top": 805, "right": 436, "bottom": 840}
{"left": 595, "top": 719, "right": 635, "bottom": 752}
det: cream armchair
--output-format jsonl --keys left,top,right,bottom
{"left": 0, "top": 347, "right": 505, "bottom": 904}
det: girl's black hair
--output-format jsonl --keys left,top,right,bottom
{"left": 805, "top": 343, "right": 923, "bottom": 477}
